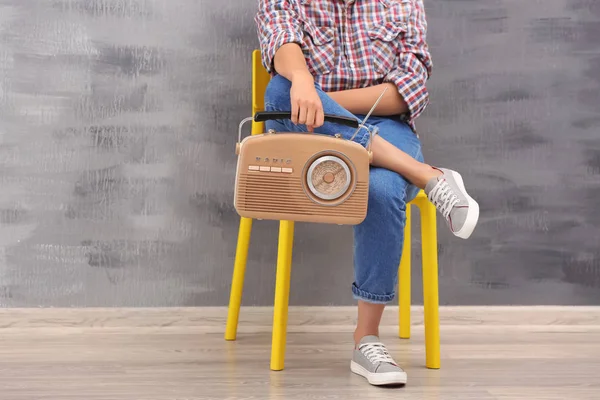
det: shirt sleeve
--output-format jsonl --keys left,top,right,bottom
{"left": 255, "top": 0, "right": 304, "bottom": 74}
{"left": 383, "top": 0, "right": 433, "bottom": 121}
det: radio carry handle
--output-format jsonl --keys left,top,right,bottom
{"left": 253, "top": 111, "right": 360, "bottom": 128}
{"left": 236, "top": 112, "right": 363, "bottom": 155}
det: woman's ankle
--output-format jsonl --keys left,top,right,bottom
{"left": 370, "top": 135, "right": 442, "bottom": 188}
{"left": 354, "top": 330, "right": 379, "bottom": 347}
{"left": 419, "top": 165, "right": 443, "bottom": 187}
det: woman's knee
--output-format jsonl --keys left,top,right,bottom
{"left": 368, "top": 168, "right": 409, "bottom": 212}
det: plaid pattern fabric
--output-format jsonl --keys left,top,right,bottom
{"left": 255, "top": 0, "right": 433, "bottom": 126}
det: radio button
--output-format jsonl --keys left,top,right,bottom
{"left": 259, "top": 166, "right": 271, "bottom": 172}
{"left": 271, "top": 167, "right": 282, "bottom": 173}
{"left": 282, "top": 168, "right": 293, "bottom": 174}
{"left": 248, "top": 165, "right": 259, "bottom": 171}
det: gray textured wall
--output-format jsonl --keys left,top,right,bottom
{"left": 0, "top": 0, "right": 598, "bottom": 307}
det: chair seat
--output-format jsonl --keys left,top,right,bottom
{"left": 411, "top": 190, "right": 428, "bottom": 202}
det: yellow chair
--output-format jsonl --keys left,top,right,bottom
{"left": 225, "top": 50, "right": 440, "bottom": 371}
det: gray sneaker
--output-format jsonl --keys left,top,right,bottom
{"left": 425, "top": 168, "right": 479, "bottom": 239}
{"left": 350, "top": 336, "right": 407, "bottom": 386}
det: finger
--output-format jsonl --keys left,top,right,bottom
{"left": 291, "top": 99, "right": 299, "bottom": 125}
{"left": 298, "top": 102, "right": 308, "bottom": 126}
{"left": 305, "top": 106, "right": 316, "bottom": 132}
{"left": 315, "top": 107, "right": 325, "bottom": 128}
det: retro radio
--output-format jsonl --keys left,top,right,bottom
{"left": 233, "top": 89, "right": 386, "bottom": 225}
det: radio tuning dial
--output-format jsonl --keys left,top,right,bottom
{"left": 306, "top": 155, "right": 352, "bottom": 201}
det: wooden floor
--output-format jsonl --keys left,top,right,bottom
{"left": 1, "top": 307, "right": 600, "bottom": 400}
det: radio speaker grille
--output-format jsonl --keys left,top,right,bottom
{"left": 237, "top": 174, "right": 367, "bottom": 218}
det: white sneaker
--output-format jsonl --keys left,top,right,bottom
{"left": 350, "top": 335, "right": 407, "bottom": 386}
{"left": 425, "top": 168, "right": 480, "bottom": 239}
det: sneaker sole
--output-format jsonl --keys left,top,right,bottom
{"left": 448, "top": 170, "right": 479, "bottom": 239}
{"left": 350, "top": 360, "right": 407, "bottom": 386}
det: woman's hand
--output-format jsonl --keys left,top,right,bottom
{"left": 290, "top": 71, "right": 324, "bottom": 132}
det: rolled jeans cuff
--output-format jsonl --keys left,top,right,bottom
{"left": 352, "top": 282, "right": 395, "bottom": 304}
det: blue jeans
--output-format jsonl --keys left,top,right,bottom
{"left": 264, "top": 75, "right": 424, "bottom": 304}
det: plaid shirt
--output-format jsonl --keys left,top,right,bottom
{"left": 255, "top": 0, "right": 433, "bottom": 127}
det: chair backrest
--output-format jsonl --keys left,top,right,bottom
{"left": 252, "top": 50, "right": 271, "bottom": 134}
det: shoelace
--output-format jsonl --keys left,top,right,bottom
{"left": 358, "top": 342, "right": 397, "bottom": 365}
{"left": 428, "top": 179, "right": 460, "bottom": 219}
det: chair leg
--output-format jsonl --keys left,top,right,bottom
{"left": 225, "top": 217, "right": 254, "bottom": 341}
{"left": 420, "top": 201, "right": 440, "bottom": 369}
{"left": 271, "top": 220, "right": 295, "bottom": 371}
{"left": 399, "top": 205, "right": 412, "bottom": 339}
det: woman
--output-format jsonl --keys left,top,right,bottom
{"left": 255, "top": 0, "right": 478, "bottom": 386}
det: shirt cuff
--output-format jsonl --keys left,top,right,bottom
{"left": 384, "top": 69, "right": 429, "bottom": 121}
{"left": 262, "top": 29, "right": 304, "bottom": 74}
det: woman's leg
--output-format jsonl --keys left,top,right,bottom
{"left": 264, "top": 75, "right": 439, "bottom": 189}
{"left": 350, "top": 117, "right": 421, "bottom": 386}
{"left": 264, "top": 74, "right": 479, "bottom": 240}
